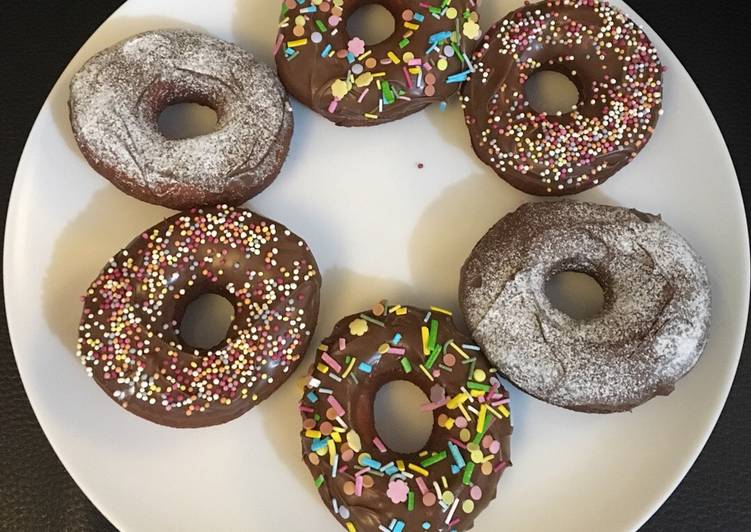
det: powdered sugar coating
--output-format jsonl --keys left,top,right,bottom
{"left": 460, "top": 201, "right": 711, "bottom": 412}
{"left": 69, "top": 29, "right": 293, "bottom": 209}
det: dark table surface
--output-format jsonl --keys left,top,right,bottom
{"left": 1, "top": 1, "right": 750, "bottom": 531}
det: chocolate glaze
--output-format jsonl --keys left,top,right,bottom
{"left": 77, "top": 205, "right": 321, "bottom": 428}
{"left": 460, "top": 201, "right": 711, "bottom": 413}
{"left": 301, "top": 305, "right": 511, "bottom": 531}
{"left": 461, "top": 0, "right": 663, "bottom": 195}
{"left": 275, "top": 0, "right": 482, "bottom": 126}
{"left": 70, "top": 30, "right": 293, "bottom": 209}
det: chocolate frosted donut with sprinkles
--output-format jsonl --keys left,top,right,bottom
{"left": 300, "top": 303, "right": 511, "bottom": 531}
{"left": 76, "top": 205, "right": 321, "bottom": 428}
{"left": 460, "top": 201, "right": 711, "bottom": 413}
{"left": 274, "top": 0, "right": 483, "bottom": 126}
{"left": 461, "top": 0, "right": 664, "bottom": 195}
{"left": 69, "top": 29, "right": 293, "bottom": 209}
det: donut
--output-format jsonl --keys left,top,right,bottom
{"left": 275, "top": 0, "right": 483, "bottom": 126}
{"left": 76, "top": 205, "right": 321, "bottom": 427}
{"left": 300, "top": 303, "right": 512, "bottom": 531}
{"left": 459, "top": 201, "right": 711, "bottom": 413}
{"left": 461, "top": 0, "right": 664, "bottom": 195}
{"left": 69, "top": 29, "right": 293, "bottom": 209}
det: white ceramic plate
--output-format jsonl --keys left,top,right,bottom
{"left": 5, "top": 1, "right": 749, "bottom": 530}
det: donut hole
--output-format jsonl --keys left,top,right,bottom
{"left": 179, "top": 293, "right": 235, "bottom": 350}
{"left": 545, "top": 271, "right": 605, "bottom": 320}
{"left": 373, "top": 380, "right": 433, "bottom": 454}
{"left": 346, "top": 4, "right": 396, "bottom": 46}
{"left": 524, "top": 70, "right": 581, "bottom": 115}
{"left": 158, "top": 102, "right": 219, "bottom": 139}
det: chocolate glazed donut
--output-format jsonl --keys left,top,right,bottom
{"left": 460, "top": 201, "right": 711, "bottom": 413}
{"left": 70, "top": 30, "right": 293, "bottom": 209}
{"left": 77, "top": 205, "right": 321, "bottom": 427}
{"left": 461, "top": 0, "right": 663, "bottom": 195}
{"left": 275, "top": 0, "right": 482, "bottom": 126}
{"left": 301, "top": 304, "right": 511, "bottom": 531}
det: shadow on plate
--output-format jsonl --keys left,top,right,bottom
{"left": 258, "top": 267, "right": 414, "bottom": 492}
{"left": 42, "top": 186, "right": 168, "bottom": 353}
{"left": 232, "top": 0, "right": 283, "bottom": 65}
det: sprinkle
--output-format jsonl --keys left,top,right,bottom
{"left": 448, "top": 441, "right": 466, "bottom": 468}
{"left": 408, "top": 463, "right": 429, "bottom": 476}
{"left": 462, "top": 462, "right": 475, "bottom": 485}
{"left": 355, "top": 475, "right": 364, "bottom": 496}
{"left": 362, "top": 457, "right": 383, "bottom": 469}
{"left": 450, "top": 342, "right": 471, "bottom": 359}
{"left": 428, "top": 320, "right": 439, "bottom": 350}
{"left": 467, "top": 381, "right": 490, "bottom": 392}
{"left": 387, "top": 51, "right": 401, "bottom": 64}
{"left": 401, "top": 357, "right": 413, "bottom": 373}
{"left": 327, "top": 395, "right": 346, "bottom": 417}
{"left": 287, "top": 38, "right": 308, "bottom": 48}
{"left": 347, "top": 37, "right": 365, "bottom": 56}
{"left": 321, "top": 353, "right": 342, "bottom": 373}
{"left": 342, "top": 358, "right": 356, "bottom": 378}
{"left": 387, "top": 479, "right": 409, "bottom": 504}
{"left": 272, "top": 33, "right": 284, "bottom": 56}
{"left": 314, "top": 474, "right": 324, "bottom": 488}
{"left": 373, "top": 437, "right": 388, "bottom": 453}
{"left": 477, "top": 404, "right": 488, "bottom": 433}
{"left": 306, "top": 391, "right": 318, "bottom": 403}
{"left": 420, "top": 451, "right": 447, "bottom": 467}
{"left": 402, "top": 67, "right": 413, "bottom": 89}
{"left": 447, "top": 392, "right": 468, "bottom": 409}
{"left": 430, "top": 306, "right": 452, "bottom": 315}
{"left": 445, "top": 496, "right": 460, "bottom": 524}
{"left": 462, "top": 19, "right": 480, "bottom": 39}
{"left": 332, "top": 453, "right": 340, "bottom": 477}
{"left": 346, "top": 523, "right": 356, "bottom": 532}
{"left": 381, "top": 81, "right": 395, "bottom": 104}
{"left": 331, "top": 79, "right": 349, "bottom": 99}
{"left": 358, "top": 362, "right": 373, "bottom": 373}
{"left": 425, "top": 345, "right": 441, "bottom": 370}
{"left": 446, "top": 70, "right": 471, "bottom": 83}
{"left": 359, "top": 314, "right": 385, "bottom": 327}
{"left": 418, "top": 364, "right": 434, "bottom": 381}
{"left": 311, "top": 438, "right": 328, "bottom": 452}
{"left": 421, "top": 326, "right": 430, "bottom": 355}
{"left": 429, "top": 31, "right": 452, "bottom": 43}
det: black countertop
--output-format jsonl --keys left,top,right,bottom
{"left": 1, "top": 1, "right": 749, "bottom": 530}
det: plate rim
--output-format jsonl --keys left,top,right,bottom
{"left": 4, "top": 1, "right": 750, "bottom": 530}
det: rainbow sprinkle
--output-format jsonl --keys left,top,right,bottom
{"left": 300, "top": 304, "right": 512, "bottom": 530}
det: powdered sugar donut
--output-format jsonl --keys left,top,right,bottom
{"left": 460, "top": 201, "right": 711, "bottom": 413}
{"left": 69, "top": 29, "right": 293, "bottom": 209}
